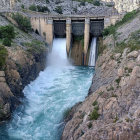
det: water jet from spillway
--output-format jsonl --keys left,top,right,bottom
{"left": 88, "top": 37, "right": 97, "bottom": 66}
{"left": 48, "top": 38, "right": 70, "bottom": 67}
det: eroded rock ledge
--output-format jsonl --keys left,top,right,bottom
{"left": 0, "top": 46, "right": 47, "bottom": 121}
{"left": 61, "top": 48, "right": 140, "bottom": 140}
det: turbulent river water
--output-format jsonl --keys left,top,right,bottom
{"left": 0, "top": 38, "right": 95, "bottom": 140}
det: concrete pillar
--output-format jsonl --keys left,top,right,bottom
{"left": 84, "top": 18, "right": 90, "bottom": 65}
{"left": 66, "top": 18, "right": 72, "bottom": 56}
{"left": 45, "top": 18, "right": 54, "bottom": 46}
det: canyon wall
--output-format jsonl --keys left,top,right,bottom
{"left": 61, "top": 11, "right": 140, "bottom": 140}
{"left": 0, "top": 15, "right": 48, "bottom": 121}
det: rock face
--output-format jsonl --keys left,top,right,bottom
{"left": 0, "top": 15, "right": 48, "bottom": 121}
{"left": 61, "top": 47, "right": 140, "bottom": 140}
{"left": 0, "top": 46, "right": 47, "bottom": 121}
{"left": 102, "top": 0, "right": 140, "bottom": 13}
{"left": 0, "top": 0, "right": 117, "bottom": 16}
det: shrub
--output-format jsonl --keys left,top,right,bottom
{"left": 46, "top": 0, "right": 50, "bottom": 3}
{"left": 92, "top": 101, "right": 98, "bottom": 106}
{"left": 93, "top": 0, "right": 100, "bottom": 6}
{"left": 0, "top": 44, "right": 8, "bottom": 70}
{"left": 89, "top": 110, "right": 100, "bottom": 120}
{"left": 12, "top": 13, "right": 31, "bottom": 32}
{"left": 87, "top": 122, "right": 92, "bottom": 129}
{"left": 115, "top": 78, "right": 121, "bottom": 84}
{"left": 37, "top": 6, "right": 50, "bottom": 12}
{"left": 29, "top": 5, "right": 37, "bottom": 11}
{"left": 21, "top": 4, "right": 24, "bottom": 9}
{"left": 80, "top": 2, "right": 85, "bottom": 6}
{"left": 73, "top": 7, "right": 77, "bottom": 13}
{"left": 0, "top": 25, "right": 15, "bottom": 39}
{"left": 54, "top": 6, "right": 63, "bottom": 14}
{"left": 94, "top": 106, "right": 99, "bottom": 111}
{"left": 102, "top": 28, "right": 109, "bottom": 36}
{"left": 2, "top": 38, "right": 11, "bottom": 46}
{"left": 111, "top": 94, "right": 117, "bottom": 97}
{"left": 63, "top": 108, "right": 71, "bottom": 118}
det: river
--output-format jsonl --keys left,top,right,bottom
{"left": 0, "top": 38, "right": 95, "bottom": 140}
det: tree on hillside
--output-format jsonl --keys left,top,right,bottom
{"left": 12, "top": 13, "right": 31, "bottom": 32}
{"left": 29, "top": 5, "right": 37, "bottom": 11}
{"left": 0, "top": 25, "right": 15, "bottom": 39}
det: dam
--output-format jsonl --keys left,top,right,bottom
{"left": 29, "top": 13, "right": 122, "bottom": 65}
{"left": 0, "top": 8, "right": 123, "bottom": 65}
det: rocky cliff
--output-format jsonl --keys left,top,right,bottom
{"left": 61, "top": 11, "right": 140, "bottom": 140}
{"left": 0, "top": 15, "right": 48, "bottom": 121}
{"left": 102, "top": 0, "right": 140, "bottom": 13}
{"left": 1, "top": 0, "right": 139, "bottom": 14}
{"left": 0, "top": 0, "right": 116, "bottom": 15}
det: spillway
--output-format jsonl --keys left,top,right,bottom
{"left": 88, "top": 37, "right": 97, "bottom": 66}
{"left": 0, "top": 38, "right": 95, "bottom": 140}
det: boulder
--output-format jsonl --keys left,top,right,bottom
{"left": 118, "top": 68, "right": 124, "bottom": 77}
{"left": 115, "top": 53, "right": 121, "bottom": 60}
{"left": 127, "top": 51, "right": 139, "bottom": 58}
{"left": 0, "top": 77, "right": 6, "bottom": 82}
{"left": 0, "top": 71, "right": 5, "bottom": 77}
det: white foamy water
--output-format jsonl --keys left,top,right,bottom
{"left": 88, "top": 37, "right": 97, "bottom": 66}
{"left": 0, "top": 38, "right": 95, "bottom": 140}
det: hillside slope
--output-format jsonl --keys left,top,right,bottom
{"left": 61, "top": 11, "right": 140, "bottom": 140}
{"left": 0, "top": 15, "right": 48, "bottom": 121}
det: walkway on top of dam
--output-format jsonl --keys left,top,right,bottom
{"left": 0, "top": 9, "right": 121, "bottom": 19}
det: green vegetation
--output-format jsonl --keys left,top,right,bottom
{"left": 63, "top": 108, "right": 71, "bottom": 118}
{"left": 111, "top": 94, "right": 117, "bottom": 97}
{"left": 89, "top": 108, "right": 100, "bottom": 120}
{"left": 106, "top": 5, "right": 113, "bottom": 7}
{"left": 103, "top": 10, "right": 140, "bottom": 37}
{"left": 114, "top": 29, "right": 140, "bottom": 53}
{"left": 21, "top": 39, "right": 45, "bottom": 53}
{"left": 113, "top": 114, "right": 119, "bottom": 123}
{"left": 0, "top": 44, "right": 8, "bottom": 70}
{"left": 73, "top": 7, "right": 77, "bottom": 13}
{"left": 0, "top": 25, "right": 15, "bottom": 46}
{"left": 21, "top": 4, "right": 24, "bottom": 9}
{"left": 12, "top": 13, "right": 31, "bottom": 32}
{"left": 0, "top": 25, "right": 15, "bottom": 40}
{"left": 55, "top": 1, "right": 62, "bottom": 4}
{"left": 37, "top": 6, "right": 50, "bottom": 12}
{"left": 54, "top": 6, "right": 63, "bottom": 14}
{"left": 92, "top": 101, "right": 98, "bottom": 106}
{"left": 73, "top": 36, "right": 84, "bottom": 48}
{"left": 2, "top": 38, "right": 11, "bottom": 46}
{"left": 93, "top": 0, "right": 100, "bottom": 6}
{"left": 115, "top": 78, "right": 121, "bottom": 84}
{"left": 29, "top": 5, "right": 37, "bottom": 11}
{"left": 46, "top": 0, "right": 50, "bottom": 3}
{"left": 89, "top": 102, "right": 100, "bottom": 120}
{"left": 99, "top": 91, "right": 103, "bottom": 95}
{"left": 106, "top": 86, "right": 114, "bottom": 91}
{"left": 72, "top": 0, "right": 100, "bottom": 6}
{"left": 80, "top": 2, "right": 85, "bottom": 6}
{"left": 87, "top": 122, "right": 92, "bottom": 129}
{"left": 110, "top": 54, "right": 114, "bottom": 60}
